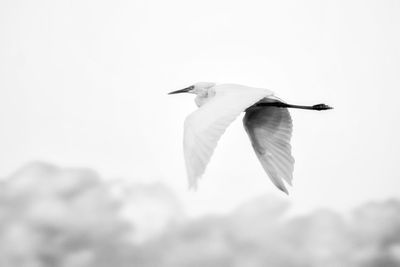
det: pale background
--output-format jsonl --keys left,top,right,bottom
{"left": 1, "top": 1, "right": 400, "bottom": 266}
{"left": 0, "top": 0, "right": 399, "bottom": 217}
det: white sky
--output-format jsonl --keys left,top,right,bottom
{"left": 0, "top": 0, "right": 399, "bottom": 217}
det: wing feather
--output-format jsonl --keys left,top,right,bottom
{"left": 183, "top": 84, "right": 272, "bottom": 188}
{"left": 243, "top": 104, "right": 294, "bottom": 194}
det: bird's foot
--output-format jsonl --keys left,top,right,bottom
{"left": 312, "top": 104, "right": 333, "bottom": 111}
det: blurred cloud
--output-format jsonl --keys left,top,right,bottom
{"left": 0, "top": 162, "right": 400, "bottom": 267}
{"left": 0, "top": 162, "right": 133, "bottom": 267}
{"left": 117, "top": 182, "right": 185, "bottom": 243}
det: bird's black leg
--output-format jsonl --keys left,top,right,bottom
{"left": 256, "top": 102, "right": 333, "bottom": 111}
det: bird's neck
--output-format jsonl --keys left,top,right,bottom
{"left": 195, "top": 95, "right": 209, "bottom": 107}
{"left": 194, "top": 88, "right": 215, "bottom": 107}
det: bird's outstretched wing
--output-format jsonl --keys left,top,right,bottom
{"left": 184, "top": 84, "right": 272, "bottom": 188}
{"left": 243, "top": 103, "right": 294, "bottom": 194}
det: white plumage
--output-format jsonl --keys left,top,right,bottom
{"left": 169, "top": 82, "right": 331, "bottom": 193}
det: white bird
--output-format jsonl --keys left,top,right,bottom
{"left": 169, "top": 82, "right": 332, "bottom": 194}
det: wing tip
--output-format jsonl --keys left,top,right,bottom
{"left": 278, "top": 184, "right": 289, "bottom": 195}
{"left": 188, "top": 181, "right": 198, "bottom": 191}
{"left": 187, "top": 173, "right": 199, "bottom": 191}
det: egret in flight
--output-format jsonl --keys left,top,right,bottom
{"left": 169, "top": 82, "right": 332, "bottom": 194}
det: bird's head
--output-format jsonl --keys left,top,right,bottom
{"left": 168, "top": 82, "right": 216, "bottom": 96}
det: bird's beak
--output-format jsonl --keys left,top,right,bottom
{"left": 168, "top": 86, "right": 194, "bottom": 95}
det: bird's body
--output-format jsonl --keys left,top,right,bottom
{"left": 169, "top": 82, "right": 332, "bottom": 194}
